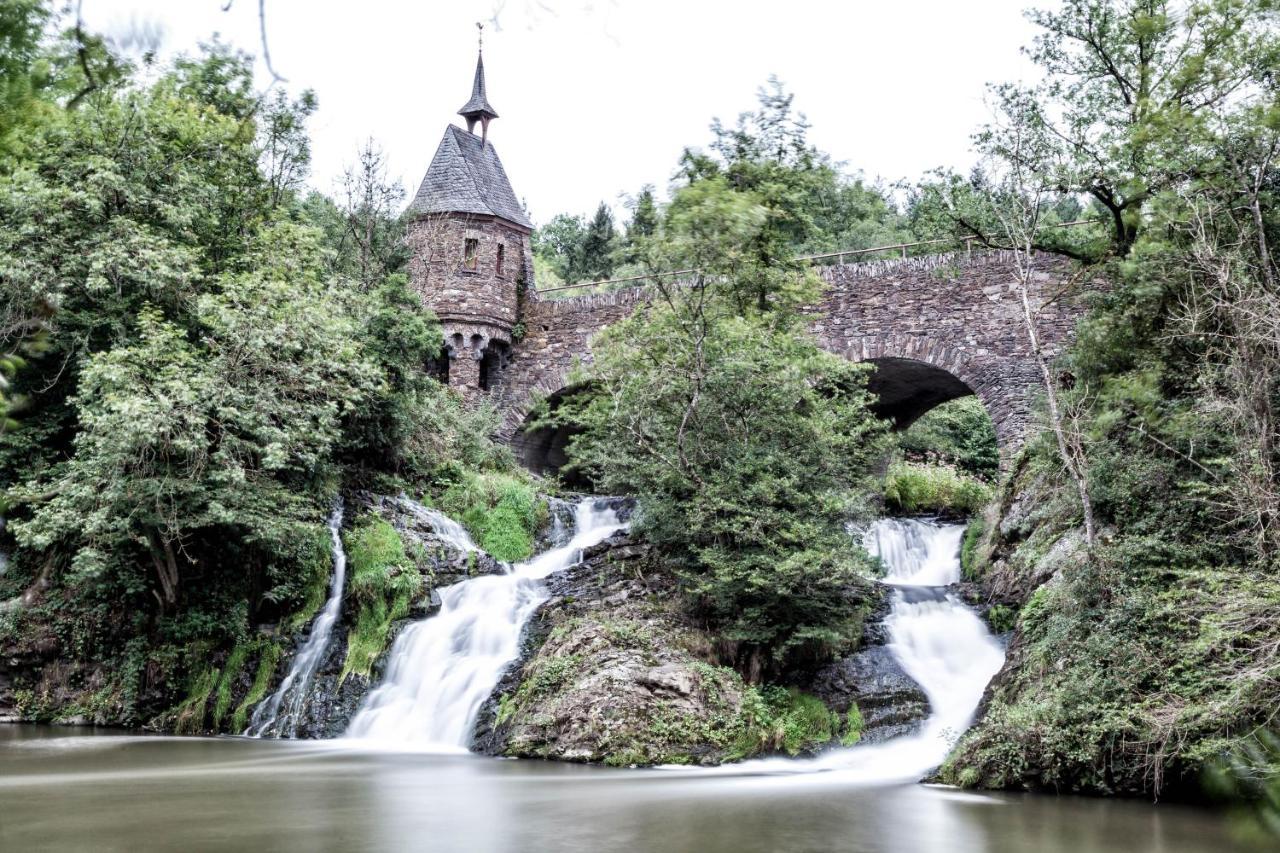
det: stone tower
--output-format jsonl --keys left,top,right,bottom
{"left": 405, "top": 43, "right": 533, "bottom": 398}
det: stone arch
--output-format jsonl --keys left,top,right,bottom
{"left": 508, "top": 378, "right": 595, "bottom": 488}
{"left": 829, "top": 333, "right": 1029, "bottom": 454}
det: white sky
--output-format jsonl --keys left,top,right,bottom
{"left": 82, "top": 0, "right": 1049, "bottom": 227}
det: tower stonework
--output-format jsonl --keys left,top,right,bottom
{"left": 406, "top": 46, "right": 532, "bottom": 399}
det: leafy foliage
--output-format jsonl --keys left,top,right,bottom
{"left": 0, "top": 8, "right": 518, "bottom": 726}
{"left": 939, "top": 0, "right": 1280, "bottom": 801}
{"left": 883, "top": 461, "right": 994, "bottom": 517}
{"left": 553, "top": 99, "right": 895, "bottom": 676}
{"left": 897, "top": 397, "right": 999, "bottom": 480}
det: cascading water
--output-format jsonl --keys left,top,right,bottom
{"left": 345, "top": 498, "right": 625, "bottom": 749}
{"left": 807, "top": 517, "right": 1006, "bottom": 781}
{"left": 246, "top": 499, "right": 348, "bottom": 738}
{"left": 394, "top": 496, "right": 478, "bottom": 554}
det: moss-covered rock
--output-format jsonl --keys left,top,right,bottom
{"left": 476, "top": 534, "right": 855, "bottom": 766}
{"left": 942, "top": 453, "right": 1280, "bottom": 798}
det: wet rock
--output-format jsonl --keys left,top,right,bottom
{"left": 474, "top": 534, "right": 759, "bottom": 766}
{"left": 858, "top": 585, "right": 894, "bottom": 647}
{"left": 809, "top": 645, "right": 930, "bottom": 744}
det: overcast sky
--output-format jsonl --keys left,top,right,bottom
{"left": 83, "top": 0, "right": 1050, "bottom": 226}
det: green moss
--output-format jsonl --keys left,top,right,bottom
{"left": 841, "top": 704, "right": 865, "bottom": 747}
{"left": 438, "top": 471, "right": 547, "bottom": 562}
{"left": 230, "top": 642, "right": 281, "bottom": 733}
{"left": 340, "top": 516, "right": 423, "bottom": 681}
{"left": 211, "top": 641, "right": 251, "bottom": 728}
{"left": 960, "top": 516, "right": 986, "bottom": 580}
{"left": 285, "top": 525, "right": 336, "bottom": 632}
{"left": 173, "top": 665, "right": 219, "bottom": 735}
{"left": 883, "top": 461, "right": 993, "bottom": 517}
{"left": 513, "top": 654, "right": 585, "bottom": 704}
{"left": 986, "top": 604, "right": 1017, "bottom": 634}
{"left": 1018, "top": 585, "right": 1052, "bottom": 634}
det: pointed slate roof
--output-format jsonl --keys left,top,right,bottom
{"left": 406, "top": 125, "right": 532, "bottom": 229}
{"left": 458, "top": 53, "right": 499, "bottom": 121}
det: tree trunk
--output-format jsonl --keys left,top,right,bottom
{"left": 146, "top": 529, "right": 179, "bottom": 609}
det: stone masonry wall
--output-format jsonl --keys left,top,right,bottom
{"left": 490, "top": 250, "right": 1093, "bottom": 454}
{"left": 407, "top": 213, "right": 530, "bottom": 398}
{"left": 406, "top": 214, "right": 527, "bottom": 330}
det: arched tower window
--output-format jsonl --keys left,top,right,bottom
{"left": 496, "top": 243, "right": 505, "bottom": 277}
{"left": 463, "top": 238, "right": 479, "bottom": 271}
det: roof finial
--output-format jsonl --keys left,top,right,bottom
{"left": 458, "top": 26, "right": 499, "bottom": 144}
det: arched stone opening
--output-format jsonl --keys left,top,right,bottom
{"left": 864, "top": 357, "right": 977, "bottom": 430}
{"left": 511, "top": 385, "right": 595, "bottom": 489}
{"left": 478, "top": 340, "right": 510, "bottom": 391}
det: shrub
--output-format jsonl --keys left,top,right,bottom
{"left": 897, "top": 397, "right": 999, "bottom": 480}
{"left": 883, "top": 461, "right": 993, "bottom": 517}
{"left": 735, "top": 686, "right": 841, "bottom": 757}
{"left": 438, "top": 471, "right": 547, "bottom": 562}
{"left": 340, "top": 517, "right": 423, "bottom": 681}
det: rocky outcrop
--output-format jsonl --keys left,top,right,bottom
{"left": 474, "top": 532, "right": 762, "bottom": 765}
{"left": 810, "top": 645, "right": 929, "bottom": 744}
{"left": 805, "top": 579, "right": 931, "bottom": 743}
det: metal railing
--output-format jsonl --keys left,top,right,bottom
{"left": 536, "top": 219, "right": 1096, "bottom": 295}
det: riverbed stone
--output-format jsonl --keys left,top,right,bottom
{"left": 809, "top": 645, "right": 930, "bottom": 744}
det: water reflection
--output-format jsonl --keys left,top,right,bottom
{"left": 0, "top": 728, "right": 1265, "bottom": 853}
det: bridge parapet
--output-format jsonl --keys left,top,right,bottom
{"left": 494, "top": 249, "right": 1091, "bottom": 458}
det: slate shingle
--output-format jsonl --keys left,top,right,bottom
{"left": 406, "top": 125, "right": 531, "bottom": 229}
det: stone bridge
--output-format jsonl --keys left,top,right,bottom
{"left": 491, "top": 250, "right": 1088, "bottom": 476}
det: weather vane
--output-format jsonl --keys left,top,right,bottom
{"left": 477, "top": 22, "right": 484, "bottom": 52}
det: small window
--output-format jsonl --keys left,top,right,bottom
{"left": 496, "top": 244, "right": 505, "bottom": 277}
{"left": 463, "top": 238, "right": 479, "bottom": 272}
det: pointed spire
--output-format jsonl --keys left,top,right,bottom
{"left": 458, "top": 23, "right": 499, "bottom": 144}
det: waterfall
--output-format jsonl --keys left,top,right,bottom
{"left": 809, "top": 517, "right": 1005, "bottom": 781}
{"left": 246, "top": 499, "right": 348, "bottom": 738}
{"left": 394, "top": 496, "right": 478, "bottom": 554}
{"left": 345, "top": 498, "right": 625, "bottom": 749}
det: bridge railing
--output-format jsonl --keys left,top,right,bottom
{"left": 535, "top": 219, "right": 1096, "bottom": 297}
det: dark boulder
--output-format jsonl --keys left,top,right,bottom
{"left": 810, "top": 645, "right": 930, "bottom": 744}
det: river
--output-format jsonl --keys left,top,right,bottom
{"left": 0, "top": 512, "right": 1265, "bottom": 851}
{"left": 0, "top": 725, "right": 1262, "bottom": 853}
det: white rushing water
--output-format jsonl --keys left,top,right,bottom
{"left": 246, "top": 499, "right": 348, "bottom": 738}
{"left": 680, "top": 517, "right": 1004, "bottom": 784}
{"left": 344, "top": 498, "right": 625, "bottom": 749}
{"left": 806, "top": 517, "right": 1006, "bottom": 782}
{"left": 394, "top": 496, "right": 478, "bottom": 554}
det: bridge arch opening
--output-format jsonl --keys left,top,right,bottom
{"left": 511, "top": 385, "right": 595, "bottom": 490}
{"left": 864, "top": 357, "right": 977, "bottom": 431}
{"left": 861, "top": 356, "right": 1001, "bottom": 478}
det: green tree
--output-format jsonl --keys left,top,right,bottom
{"left": 679, "top": 77, "right": 908, "bottom": 261}
{"left": 898, "top": 397, "right": 999, "bottom": 480}
{"left": 942, "top": 0, "right": 1280, "bottom": 799}
{"left": 622, "top": 185, "right": 659, "bottom": 264}
{"left": 627, "top": 185, "right": 658, "bottom": 242}
{"left": 11, "top": 224, "right": 381, "bottom": 608}
{"left": 579, "top": 201, "right": 619, "bottom": 281}
{"left": 532, "top": 212, "right": 586, "bottom": 284}
{"left": 981, "top": 0, "right": 1274, "bottom": 256}
{"left": 557, "top": 165, "right": 891, "bottom": 677}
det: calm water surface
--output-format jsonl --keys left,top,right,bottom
{"left": 0, "top": 726, "right": 1265, "bottom": 853}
